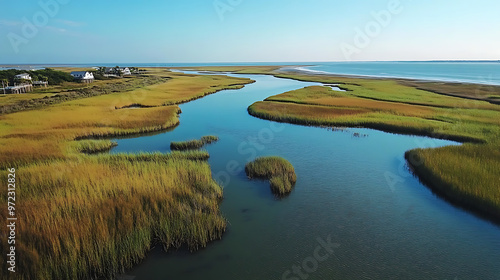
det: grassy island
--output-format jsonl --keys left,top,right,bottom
{"left": 170, "top": 135, "right": 219, "bottom": 151}
{"left": 245, "top": 156, "right": 297, "bottom": 196}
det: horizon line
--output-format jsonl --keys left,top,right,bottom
{"left": 1, "top": 59, "right": 500, "bottom": 66}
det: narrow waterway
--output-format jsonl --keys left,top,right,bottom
{"left": 112, "top": 72, "right": 500, "bottom": 280}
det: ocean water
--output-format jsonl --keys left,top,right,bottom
{"left": 2, "top": 61, "right": 500, "bottom": 85}
{"left": 294, "top": 61, "right": 500, "bottom": 85}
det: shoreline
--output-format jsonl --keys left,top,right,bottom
{"left": 246, "top": 106, "right": 481, "bottom": 144}
{"left": 3, "top": 62, "right": 499, "bottom": 86}
{"left": 172, "top": 65, "right": 500, "bottom": 105}
{"left": 405, "top": 150, "right": 500, "bottom": 225}
{"left": 275, "top": 67, "right": 500, "bottom": 105}
{"left": 281, "top": 66, "right": 500, "bottom": 86}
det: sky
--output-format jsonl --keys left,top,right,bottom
{"left": 0, "top": 0, "right": 499, "bottom": 64}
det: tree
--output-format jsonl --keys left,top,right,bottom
{"left": 130, "top": 67, "right": 138, "bottom": 74}
{"left": 114, "top": 66, "right": 122, "bottom": 77}
{"left": 15, "top": 77, "right": 32, "bottom": 85}
{"left": 98, "top": 67, "right": 106, "bottom": 75}
{"left": 1, "top": 78, "right": 8, "bottom": 94}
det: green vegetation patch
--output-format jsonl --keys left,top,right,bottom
{"left": 405, "top": 144, "right": 500, "bottom": 220}
{"left": 171, "top": 135, "right": 219, "bottom": 151}
{"left": 201, "top": 135, "right": 219, "bottom": 144}
{"left": 0, "top": 152, "right": 225, "bottom": 279}
{"left": 72, "top": 140, "right": 118, "bottom": 154}
{"left": 245, "top": 156, "right": 297, "bottom": 196}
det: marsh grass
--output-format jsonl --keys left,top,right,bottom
{"left": 0, "top": 152, "right": 225, "bottom": 280}
{"left": 171, "top": 135, "right": 219, "bottom": 151}
{"left": 103, "top": 151, "right": 211, "bottom": 162}
{"left": 71, "top": 140, "right": 118, "bottom": 154}
{"left": 399, "top": 80, "right": 500, "bottom": 105}
{"left": 248, "top": 83, "right": 500, "bottom": 143}
{"left": 245, "top": 156, "right": 297, "bottom": 196}
{"left": 405, "top": 144, "right": 500, "bottom": 219}
{"left": 0, "top": 76, "right": 169, "bottom": 115}
{"left": 201, "top": 135, "right": 219, "bottom": 144}
{"left": 171, "top": 139, "right": 205, "bottom": 150}
{"left": 0, "top": 71, "right": 248, "bottom": 168}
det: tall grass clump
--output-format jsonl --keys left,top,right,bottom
{"left": 201, "top": 135, "right": 219, "bottom": 144}
{"left": 102, "top": 151, "right": 210, "bottom": 162}
{"left": 171, "top": 135, "right": 219, "bottom": 151}
{"left": 171, "top": 139, "right": 204, "bottom": 150}
{"left": 71, "top": 140, "right": 118, "bottom": 154}
{"left": 245, "top": 156, "right": 297, "bottom": 196}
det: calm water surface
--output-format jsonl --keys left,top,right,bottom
{"left": 299, "top": 61, "right": 500, "bottom": 85}
{"left": 112, "top": 72, "right": 500, "bottom": 280}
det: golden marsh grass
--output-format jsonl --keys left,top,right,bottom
{"left": 245, "top": 156, "right": 297, "bottom": 196}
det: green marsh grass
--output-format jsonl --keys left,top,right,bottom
{"left": 0, "top": 75, "right": 169, "bottom": 115}
{"left": 405, "top": 144, "right": 500, "bottom": 219}
{"left": 171, "top": 135, "right": 219, "bottom": 151}
{"left": 71, "top": 140, "right": 118, "bottom": 154}
{"left": 245, "top": 156, "right": 297, "bottom": 196}
{"left": 0, "top": 71, "right": 250, "bottom": 168}
{"left": 171, "top": 139, "right": 205, "bottom": 150}
{"left": 201, "top": 135, "right": 219, "bottom": 144}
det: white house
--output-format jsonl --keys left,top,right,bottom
{"left": 119, "top": 67, "right": 131, "bottom": 76}
{"left": 104, "top": 67, "right": 131, "bottom": 76}
{"left": 71, "top": 71, "right": 94, "bottom": 83}
{"left": 15, "top": 73, "right": 32, "bottom": 80}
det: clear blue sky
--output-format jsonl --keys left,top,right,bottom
{"left": 0, "top": 0, "right": 499, "bottom": 63}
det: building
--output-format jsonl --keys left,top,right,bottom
{"left": 104, "top": 67, "right": 115, "bottom": 74}
{"left": 14, "top": 73, "right": 32, "bottom": 80}
{"left": 119, "top": 67, "right": 131, "bottom": 76}
{"left": 33, "top": 81, "right": 49, "bottom": 88}
{"left": 104, "top": 67, "right": 131, "bottom": 76}
{"left": 71, "top": 71, "right": 94, "bottom": 83}
{"left": 1, "top": 84, "right": 33, "bottom": 94}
